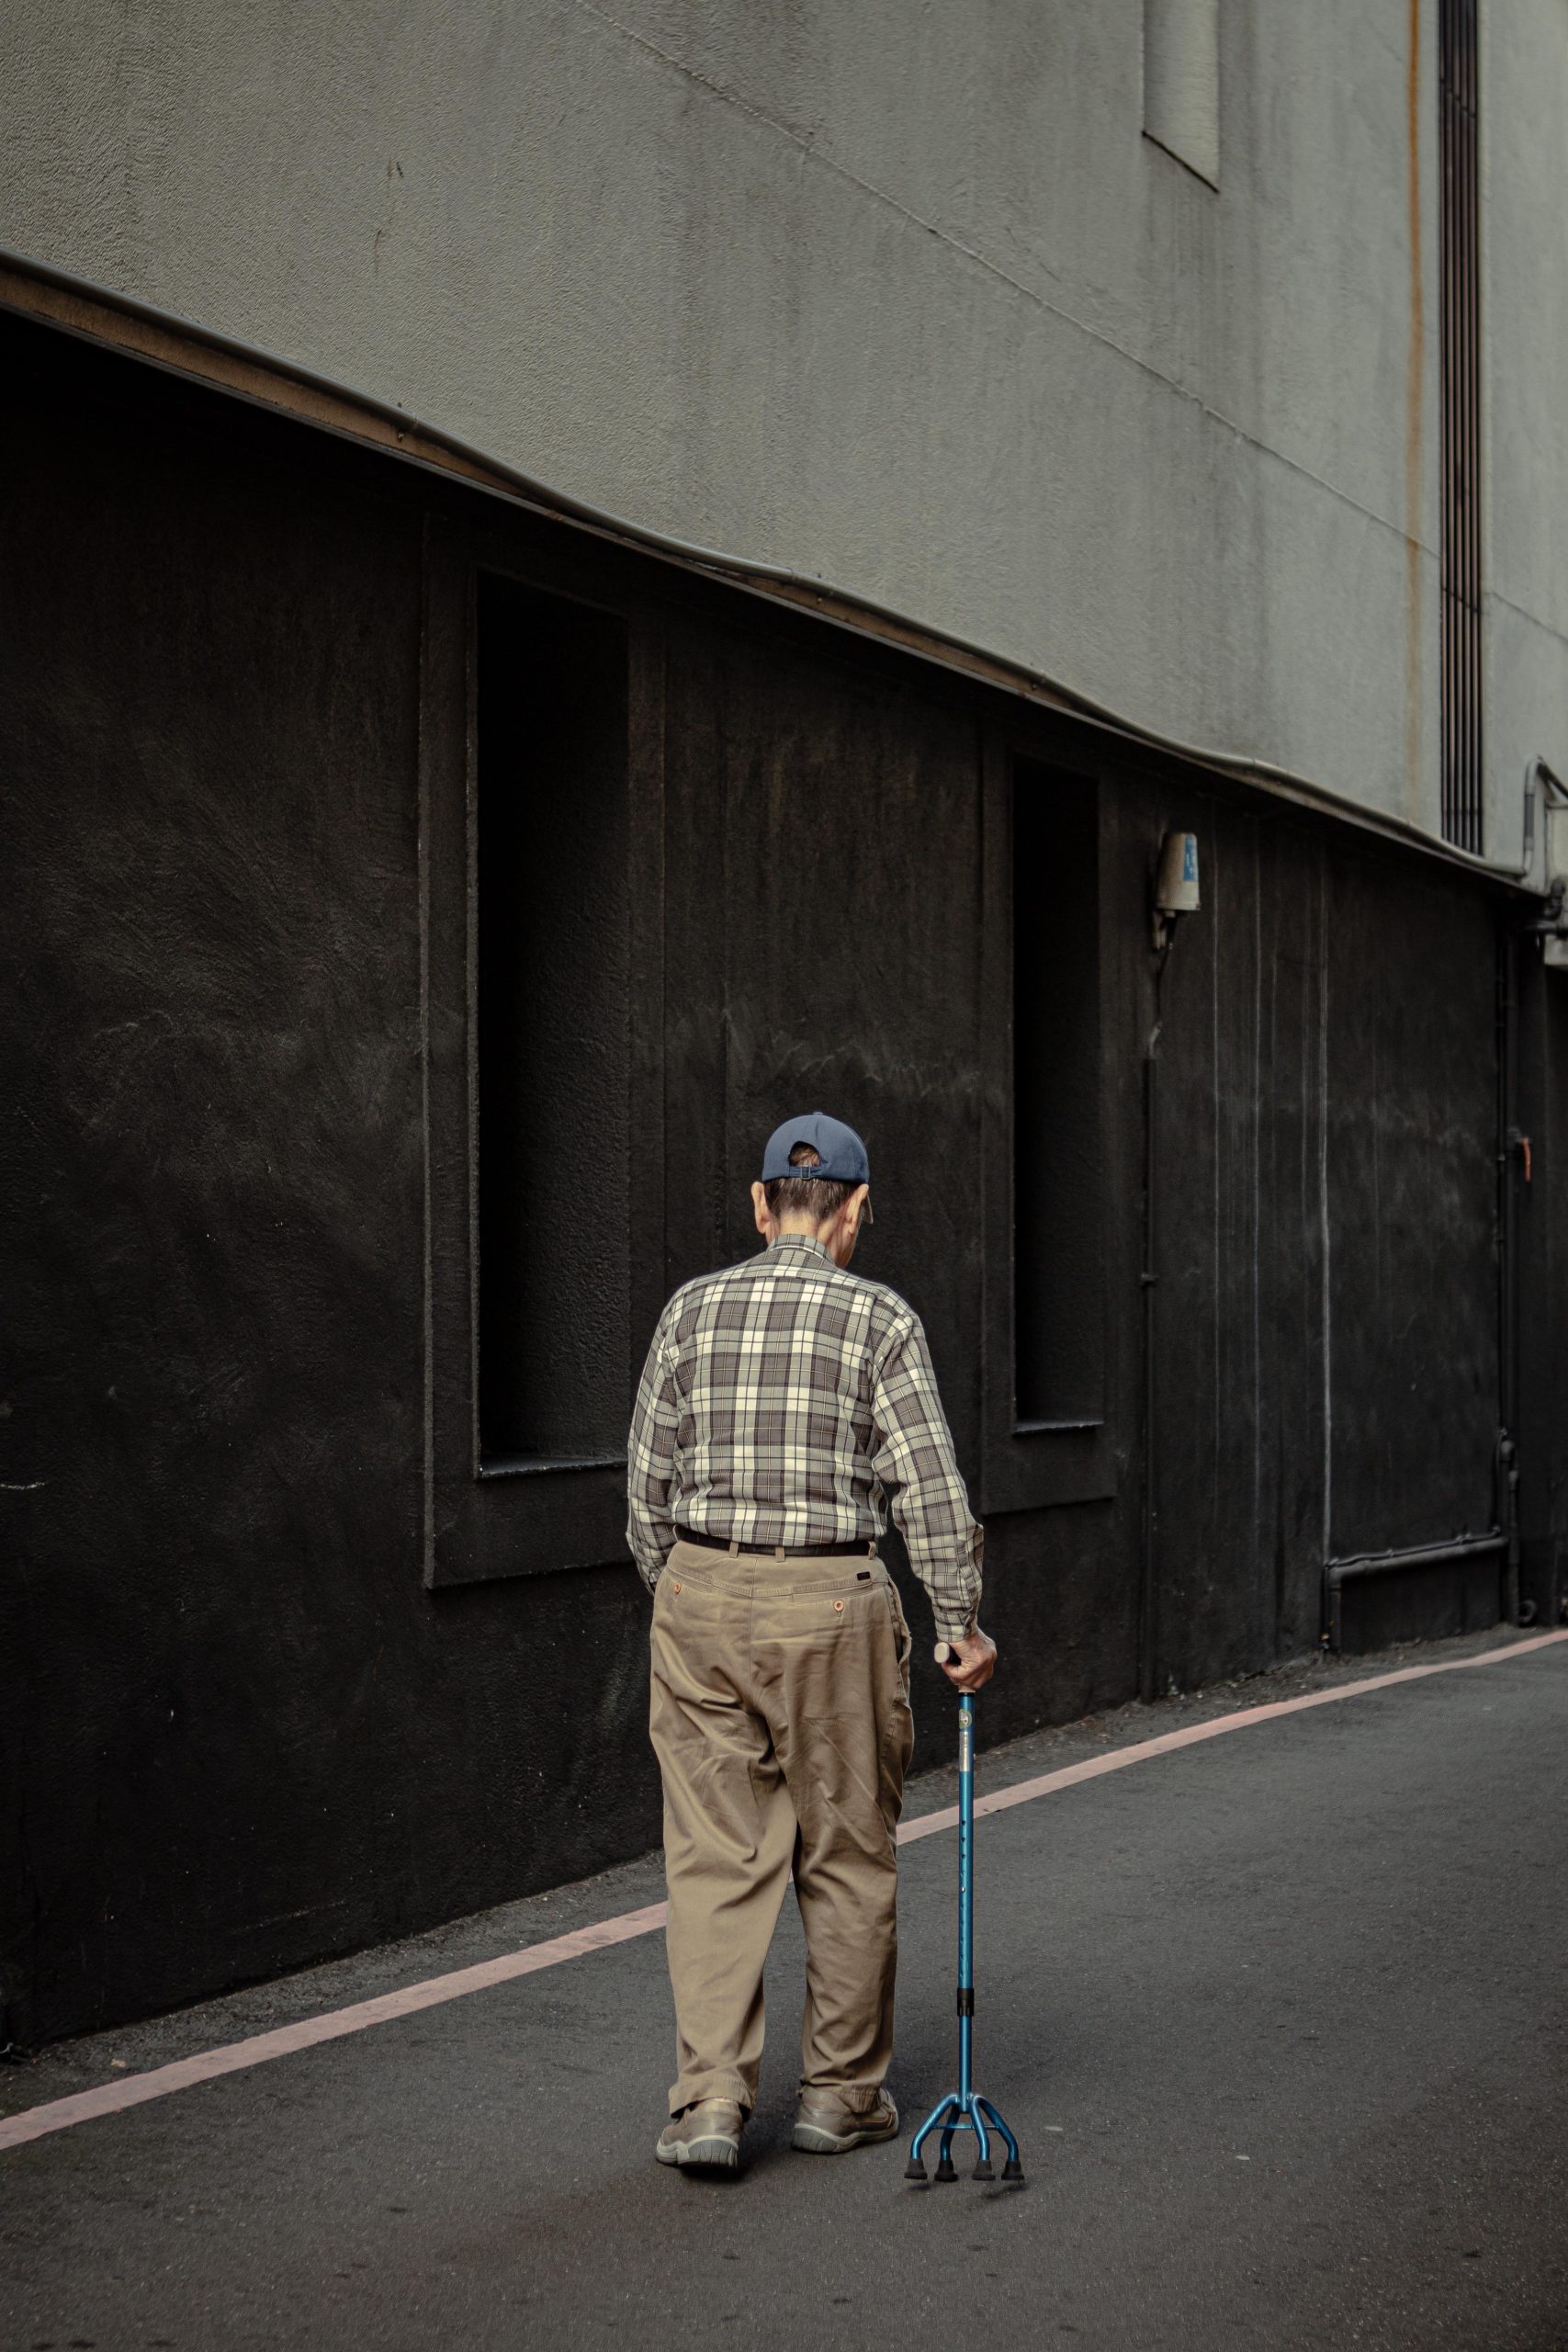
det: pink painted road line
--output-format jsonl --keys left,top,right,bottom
{"left": 897, "top": 1626, "right": 1568, "bottom": 1844}
{"left": 0, "top": 1904, "right": 668, "bottom": 2154}
{"left": 4, "top": 1629, "right": 1563, "bottom": 2154}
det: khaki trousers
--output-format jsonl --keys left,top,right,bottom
{"left": 649, "top": 1539, "right": 915, "bottom": 2117}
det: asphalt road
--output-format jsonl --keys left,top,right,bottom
{"left": 5, "top": 1630, "right": 1566, "bottom": 2351}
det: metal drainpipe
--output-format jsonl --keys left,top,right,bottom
{"left": 1497, "top": 922, "right": 1524, "bottom": 1625}
{"left": 1321, "top": 1534, "right": 1507, "bottom": 1652}
{"left": 1138, "top": 945, "right": 1171, "bottom": 1703}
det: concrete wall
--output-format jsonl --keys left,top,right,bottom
{"left": 1482, "top": 0, "right": 1568, "bottom": 871}
{"left": 9, "top": 0, "right": 1561, "bottom": 858}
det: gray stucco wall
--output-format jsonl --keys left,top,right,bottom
{"left": 2, "top": 2, "right": 1562, "bottom": 861}
{"left": 1483, "top": 0, "right": 1568, "bottom": 871}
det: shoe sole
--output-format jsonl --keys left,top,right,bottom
{"left": 791, "top": 2118, "right": 900, "bottom": 2154}
{"left": 655, "top": 2135, "right": 741, "bottom": 2171}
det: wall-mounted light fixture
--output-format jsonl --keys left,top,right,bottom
{"left": 1151, "top": 830, "right": 1201, "bottom": 952}
{"left": 1539, "top": 767, "right": 1568, "bottom": 970}
{"left": 1518, "top": 760, "right": 1568, "bottom": 968}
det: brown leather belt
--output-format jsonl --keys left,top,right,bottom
{"left": 674, "top": 1525, "right": 877, "bottom": 1561}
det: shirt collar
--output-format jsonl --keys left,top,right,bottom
{"left": 770, "top": 1233, "right": 833, "bottom": 1265}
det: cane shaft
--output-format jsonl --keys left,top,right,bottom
{"left": 906, "top": 1660, "right": 1024, "bottom": 2186}
{"left": 958, "top": 1692, "right": 975, "bottom": 2103}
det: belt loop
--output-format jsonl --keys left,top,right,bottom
{"left": 774, "top": 1544, "right": 786, "bottom": 1562}
{"left": 728, "top": 1540, "right": 740, "bottom": 1557}
{"left": 866, "top": 1540, "right": 875, "bottom": 1557}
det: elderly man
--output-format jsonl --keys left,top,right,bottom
{"left": 626, "top": 1112, "right": 997, "bottom": 2175}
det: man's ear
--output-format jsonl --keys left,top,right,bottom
{"left": 751, "top": 1181, "right": 774, "bottom": 1240}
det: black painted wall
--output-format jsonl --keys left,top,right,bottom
{"left": 2, "top": 310, "right": 1558, "bottom": 2046}
{"left": 1517, "top": 953, "right": 1568, "bottom": 1631}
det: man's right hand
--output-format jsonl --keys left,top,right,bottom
{"left": 937, "top": 1629, "right": 997, "bottom": 1691}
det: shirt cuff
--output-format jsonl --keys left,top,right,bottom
{"left": 934, "top": 1611, "right": 978, "bottom": 1644}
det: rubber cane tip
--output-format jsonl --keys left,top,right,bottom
{"left": 904, "top": 2159, "right": 929, "bottom": 2183}
{"left": 1001, "top": 2158, "right": 1026, "bottom": 2187}
{"left": 933, "top": 2157, "right": 959, "bottom": 2184}
{"left": 973, "top": 2159, "right": 996, "bottom": 2182}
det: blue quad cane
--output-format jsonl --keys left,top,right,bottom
{"left": 905, "top": 1645, "right": 1025, "bottom": 2188}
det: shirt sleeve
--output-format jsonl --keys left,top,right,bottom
{"left": 626, "top": 1303, "right": 682, "bottom": 1590}
{"left": 868, "top": 1310, "right": 983, "bottom": 1641}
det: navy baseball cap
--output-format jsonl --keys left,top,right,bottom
{"left": 761, "top": 1112, "right": 871, "bottom": 1188}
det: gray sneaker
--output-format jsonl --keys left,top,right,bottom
{"left": 792, "top": 2090, "right": 900, "bottom": 2154}
{"left": 655, "top": 2098, "right": 746, "bottom": 2171}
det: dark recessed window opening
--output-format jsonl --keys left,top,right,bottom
{"left": 1439, "top": 0, "right": 1482, "bottom": 854}
{"left": 476, "top": 574, "right": 630, "bottom": 1467}
{"left": 1012, "top": 761, "right": 1104, "bottom": 1429}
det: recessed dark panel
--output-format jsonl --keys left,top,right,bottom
{"left": 476, "top": 576, "right": 630, "bottom": 1463}
{"left": 1012, "top": 762, "right": 1104, "bottom": 1426}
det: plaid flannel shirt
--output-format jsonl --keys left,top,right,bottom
{"left": 626, "top": 1234, "right": 982, "bottom": 1640}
